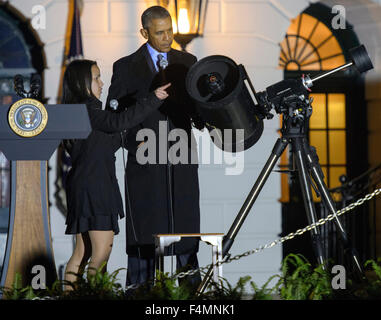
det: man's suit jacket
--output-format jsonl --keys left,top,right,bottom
{"left": 106, "top": 44, "right": 203, "bottom": 257}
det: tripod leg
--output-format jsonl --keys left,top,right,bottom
{"left": 292, "top": 137, "right": 326, "bottom": 268}
{"left": 196, "top": 137, "right": 289, "bottom": 295}
{"left": 303, "top": 143, "right": 363, "bottom": 276}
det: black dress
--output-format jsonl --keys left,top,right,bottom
{"left": 65, "top": 94, "right": 163, "bottom": 235}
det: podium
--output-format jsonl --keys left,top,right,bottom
{"left": 0, "top": 102, "right": 91, "bottom": 292}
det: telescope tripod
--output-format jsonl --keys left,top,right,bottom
{"left": 278, "top": 122, "right": 363, "bottom": 274}
{"left": 197, "top": 97, "right": 363, "bottom": 294}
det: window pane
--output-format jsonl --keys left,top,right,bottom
{"left": 309, "top": 131, "right": 327, "bottom": 165}
{"left": 329, "top": 131, "right": 346, "bottom": 164}
{"left": 301, "top": 62, "right": 321, "bottom": 70}
{"left": 329, "top": 167, "right": 346, "bottom": 189}
{"left": 328, "top": 94, "right": 346, "bottom": 128}
{"left": 299, "top": 49, "right": 320, "bottom": 67}
{"left": 310, "top": 21, "right": 332, "bottom": 50}
{"left": 318, "top": 37, "right": 345, "bottom": 69}
{"left": 309, "top": 94, "right": 326, "bottom": 129}
{"left": 299, "top": 14, "right": 318, "bottom": 41}
{"left": 321, "top": 54, "right": 345, "bottom": 70}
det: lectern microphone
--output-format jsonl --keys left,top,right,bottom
{"left": 13, "top": 73, "right": 43, "bottom": 99}
{"left": 30, "top": 74, "right": 42, "bottom": 98}
{"left": 13, "top": 74, "right": 27, "bottom": 98}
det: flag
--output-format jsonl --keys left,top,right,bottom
{"left": 66, "top": 0, "right": 84, "bottom": 63}
{"left": 55, "top": 0, "right": 84, "bottom": 216}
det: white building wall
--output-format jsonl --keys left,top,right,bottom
{"left": 11, "top": 0, "right": 381, "bottom": 289}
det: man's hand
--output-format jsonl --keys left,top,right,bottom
{"left": 154, "top": 83, "right": 171, "bottom": 100}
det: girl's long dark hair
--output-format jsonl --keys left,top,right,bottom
{"left": 62, "top": 59, "right": 97, "bottom": 155}
{"left": 62, "top": 59, "right": 97, "bottom": 104}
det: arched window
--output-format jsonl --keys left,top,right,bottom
{"left": 0, "top": 10, "right": 34, "bottom": 68}
{"left": 278, "top": 5, "right": 364, "bottom": 203}
{"left": 279, "top": 13, "right": 345, "bottom": 71}
{"left": 279, "top": 3, "right": 370, "bottom": 266}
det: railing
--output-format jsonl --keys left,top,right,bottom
{"left": 320, "top": 164, "right": 381, "bottom": 269}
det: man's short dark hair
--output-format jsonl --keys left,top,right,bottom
{"left": 141, "top": 6, "right": 171, "bottom": 29}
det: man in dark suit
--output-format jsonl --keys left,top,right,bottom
{"left": 106, "top": 6, "right": 204, "bottom": 289}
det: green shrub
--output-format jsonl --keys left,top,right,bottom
{"left": 61, "top": 262, "right": 125, "bottom": 300}
{"left": 1, "top": 273, "right": 39, "bottom": 300}
{"left": 2, "top": 255, "right": 381, "bottom": 300}
{"left": 127, "top": 271, "right": 193, "bottom": 300}
{"left": 275, "top": 253, "right": 333, "bottom": 300}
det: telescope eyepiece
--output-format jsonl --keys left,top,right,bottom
{"left": 205, "top": 72, "right": 225, "bottom": 95}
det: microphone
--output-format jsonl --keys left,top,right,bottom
{"left": 157, "top": 54, "right": 168, "bottom": 85}
{"left": 110, "top": 99, "right": 127, "bottom": 134}
{"left": 14, "top": 74, "right": 26, "bottom": 98}
{"left": 30, "top": 73, "right": 41, "bottom": 98}
{"left": 110, "top": 99, "right": 119, "bottom": 110}
{"left": 158, "top": 54, "right": 168, "bottom": 70}
{"left": 159, "top": 59, "right": 168, "bottom": 70}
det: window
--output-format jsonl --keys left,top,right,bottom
{"left": 279, "top": 13, "right": 345, "bottom": 71}
{"left": 309, "top": 93, "right": 346, "bottom": 201}
{"left": 278, "top": 12, "right": 348, "bottom": 203}
{"left": 280, "top": 2, "right": 370, "bottom": 267}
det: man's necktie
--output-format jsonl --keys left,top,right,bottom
{"left": 157, "top": 54, "right": 168, "bottom": 71}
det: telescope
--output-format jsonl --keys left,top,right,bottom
{"left": 256, "top": 44, "right": 372, "bottom": 115}
{"left": 186, "top": 44, "right": 374, "bottom": 294}
{"left": 186, "top": 44, "right": 373, "bottom": 152}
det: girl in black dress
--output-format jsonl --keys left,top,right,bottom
{"left": 62, "top": 59, "right": 170, "bottom": 290}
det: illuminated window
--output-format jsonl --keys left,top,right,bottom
{"left": 279, "top": 13, "right": 347, "bottom": 203}
{"left": 279, "top": 13, "right": 345, "bottom": 71}
{"left": 309, "top": 93, "right": 347, "bottom": 201}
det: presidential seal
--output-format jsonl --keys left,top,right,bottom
{"left": 8, "top": 98, "right": 48, "bottom": 137}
